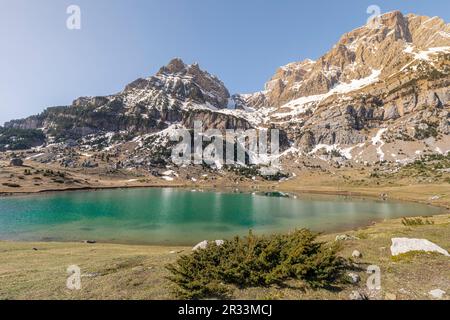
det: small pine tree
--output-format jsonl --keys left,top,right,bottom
{"left": 166, "top": 229, "right": 345, "bottom": 299}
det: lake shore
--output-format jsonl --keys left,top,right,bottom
{"left": 2, "top": 180, "right": 449, "bottom": 211}
{"left": 1, "top": 158, "right": 449, "bottom": 210}
{"left": 1, "top": 213, "right": 449, "bottom": 300}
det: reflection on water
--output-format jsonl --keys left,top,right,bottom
{"left": 0, "top": 188, "right": 443, "bottom": 245}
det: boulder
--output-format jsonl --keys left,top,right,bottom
{"left": 347, "top": 273, "right": 361, "bottom": 284}
{"left": 352, "top": 250, "right": 362, "bottom": 258}
{"left": 429, "top": 289, "right": 446, "bottom": 299}
{"left": 82, "top": 272, "right": 100, "bottom": 278}
{"left": 10, "top": 158, "right": 23, "bottom": 166}
{"left": 390, "top": 238, "right": 450, "bottom": 257}
{"left": 383, "top": 104, "right": 400, "bottom": 120}
{"left": 336, "top": 234, "right": 359, "bottom": 241}
{"left": 132, "top": 266, "right": 145, "bottom": 273}
{"left": 193, "top": 240, "right": 224, "bottom": 251}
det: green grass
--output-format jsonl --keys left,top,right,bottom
{"left": 1, "top": 214, "right": 449, "bottom": 300}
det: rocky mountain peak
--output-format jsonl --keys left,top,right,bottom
{"left": 241, "top": 12, "right": 449, "bottom": 110}
{"left": 3, "top": 12, "right": 448, "bottom": 170}
{"left": 119, "top": 58, "right": 231, "bottom": 110}
{"left": 378, "top": 10, "right": 408, "bottom": 30}
{"left": 158, "top": 57, "right": 187, "bottom": 74}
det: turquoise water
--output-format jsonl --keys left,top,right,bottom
{"left": 0, "top": 188, "right": 442, "bottom": 245}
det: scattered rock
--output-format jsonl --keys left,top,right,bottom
{"left": 347, "top": 273, "right": 361, "bottom": 284}
{"left": 215, "top": 240, "right": 225, "bottom": 246}
{"left": 32, "top": 248, "right": 38, "bottom": 251}
{"left": 349, "top": 291, "right": 368, "bottom": 300}
{"left": 429, "top": 289, "right": 446, "bottom": 299}
{"left": 390, "top": 238, "right": 450, "bottom": 257}
{"left": 9, "top": 158, "right": 23, "bottom": 166}
{"left": 192, "top": 240, "right": 208, "bottom": 251}
{"left": 82, "top": 272, "right": 100, "bottom": 278}
{"left": 81, "top": 160, "right": 98, "bottom": 168}
{"left": 398, "top": 288, "right": 409, "bottom": 295}
{"left": 352, "top": 250, "right": 362, "bottom": 258}
{"left": 132, "top": 266, "right": 145, "bottom": 273}
{"left": 193, "top": 240, "right": 224, "bottom": 251}
{"left": 335, "top": 234, "right": 359, "bottom": 241}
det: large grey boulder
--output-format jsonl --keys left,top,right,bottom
{"left": 429, "top": 289, "right": 446, "bottom": 299}
{"left": 10, "top": 158, "right": 23, "bottom": 166}
{"left": 390, "top": 238, "right": 450, "bottom": 257}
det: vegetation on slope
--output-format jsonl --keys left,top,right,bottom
{"left": 0, "top": 127, "right": 45, "bottom": 151}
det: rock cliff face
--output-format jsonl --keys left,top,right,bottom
{"left": 237, "top": 11, "right": 449, "bottom": 161}
{"left": 243, "top": 11, "right": 449, "bottom": 108}
{"left": 4, "top": 11, "right": 450, "bottom": 167}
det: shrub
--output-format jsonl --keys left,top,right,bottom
{"left": 401, "top": 217, "right": 434, "bottom": 226}
{"left": 166, "top": 230, "right": 345, "bottom": 299}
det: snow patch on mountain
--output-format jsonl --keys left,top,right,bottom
{"left": 372, "top": 128, "right": 388, "bottom": 161}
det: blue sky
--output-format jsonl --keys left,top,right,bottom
{"left": 0, "top": 0, "right": 449, "bottom": 125}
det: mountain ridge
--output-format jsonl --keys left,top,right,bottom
{"left": 2, "top": 11, "right": 449, "bottom": 175}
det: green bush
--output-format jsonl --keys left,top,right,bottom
{"left": 401, "top": 217, "right": 434, "bottom": 226}
{"left": 166, "top": 230, "right": 345, "bottom": 299}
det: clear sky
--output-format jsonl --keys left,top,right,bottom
{"left": 0, "top": 0, "right": 449, "bottom": 125}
